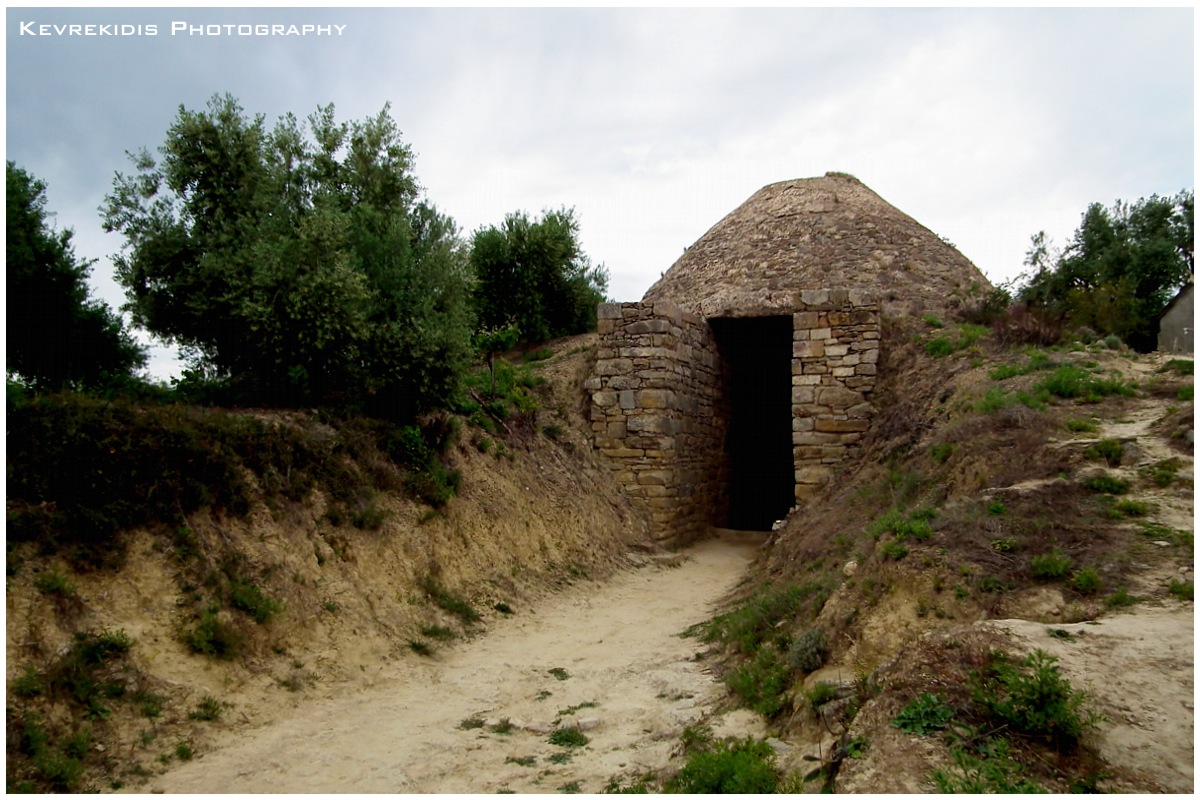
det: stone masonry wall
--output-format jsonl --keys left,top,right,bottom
{"left": 790, "top": 290, "right": 879, "bottom": 502}
{"left": 587, "top": 300, "right": 725, "bottom": 544}
{"left": 588, "top": 291, "right": 879, "bottom": 544}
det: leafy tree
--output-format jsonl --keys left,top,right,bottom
{"left": 7, "top": 161, "right": 145, "bottom": 390}
{"left": 470, "top": 208, "right": 608, "bottom": 344}
{"left": 1016, "top": 191, "right": 1193, "bottom": 351}
{"left": 101, "top": 94, "right": 473, "bottom": 419}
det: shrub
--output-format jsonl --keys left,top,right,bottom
{"left": 1142, "top": 458, "right": 1181, "bottom": 487}
{"left": 33, "top": 569, "right": 76, "bottom": 598}
{"left": 1158, "top": 359, "right": 1194, "bottom": 376}
{"left": 882, "top": 541, "right": 909, "bottom": 561}
{"left": 1069, "top": 567, "right": 1103, "bottom": 595}
{"left": 228, "top": 579, "right": 284, "bottom": 624}
{"left": 970, "top": 649, "right": 1097, "bottom": 751}
{"left": 692, "top": 581, "right": 829, "bottom": 655}
{"left": 189, "top": 697, "right": 223, "bottom": 721}
{"left": 421, "top": 577, "right": 480, "bottom": 624}
{"left": 1082, "top": 474, "right": 1130, "bottom": 494}
{"left": 726, "top": 648, "right": 791, "bottom": 718}
{"left": 1034, "top": 366, "right": 1133, "bottom": 402}
{"left": 1084, "top": 438, "right": 1123, "bottom": 467}
{"left": 925, "top": 337, "right": 954, "bottom": 357}
{"left": 666, "top": 737, "right": 778, "bottom": 794}
{"left": 930, "top": 443, "right": 954, "bottom": 464}
{"left": 184, "top": 607, "right": 241, "bottom": 659}
{"left": 1030, "top": 548, "right": 1073, "bottom": 580}
{"left": 788, "top": 628, "right": 829, "bottom": 673}
{"left": 548, "top": 728, "right": 589, "bottom": 748}
{"left": 1066, "top": 418, "right": 1099, "bottom": 433}
{"left": 805, "top": 681, "right": 841, "bottom": 711}
{"left": 892, "top": 693, "right": 955, "bottom": 735}
{"left": 1105, "top": 588, "right": 1138, "bottom": 608}
{"left": 932, "top": 738, "right": 1046, "bottom": 793}
{"left": 1168, "top": 580, "right": 1193, "bottom": 601}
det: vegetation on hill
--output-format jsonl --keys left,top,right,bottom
{"left": 6, "top": 161, "right": 145, "bottom": 391}
{"left": 1010, "top": 191, "right": 1193, "bottom": 352}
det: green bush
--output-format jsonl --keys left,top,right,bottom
{"left": 666, "top": 737, "right": 778, "bottom": 794}
{"left": 184, "top": 607, "right": 242, "bottom": 659}
{"left": 726, "top": 648, "right": 791, "bottom": 718}
{"left": 228, "top": 579, "right": 284, "bottom": 624}
{"left": 691, "top": 581, "right": 829, "bottom": 655}
{"left": 1082, "top": 474, "right": 1130, "bottom": 494}
{"left": 1034, "top": 366, "right": 1133, "bottom": 402}
{"left": 1030, "top": 548, "right": 1073, "bottom": 580}
{"left": 548, "top": 728, "right": 589, "bottom": 748}
{"left": 1143, "top": 458, "right": 1181, "bottom": 487}
{"left": 925, "top": 337, "right": 954, "bottom": 357}
{"left": 805, "top": 681, "right": 841, "bottom": 711}
{"left": 1069, "top": 567, "right": 1103, "bottom": 595}
{"left": 970, "top": 649, "right": 1097, "bottom": 751}
{"left": 882, "top": 541, "right": 909, "bottom": 561}
{"left": 33, "top": 569, "right": 76, "bottom": 598}
{"left": 1168, "top": 580, "right": 1193, "bottom": 601}
{"left": 1084, "top": 438, "right": 1123, "bottom": 467}
{"left": 788, "top": 628, "right": 829, "bottom": 673}
{"left": 1065, "top": 418, "right": 1099, "bottom": 433}
{"left": 421, "top": 577, "right": 481, "bottom": 624}
{"left": 1158, "top": 359, "right": 1194, "bottom": 376}
{"left": 932, "top": 737, "right": 1046, "bottom": 793}
{"left": 892, "top": 693, "right": 955, "bottom": 735}
{"left": 930, "top": 443, "right": 955, "bottom": 464}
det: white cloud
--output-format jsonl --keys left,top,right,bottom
{"left": 6, "top": 7, "right": 1192, "bottom": 380}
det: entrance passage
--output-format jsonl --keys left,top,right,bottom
{"left": 711, "top": 316, "right": 795, "bottom": 531}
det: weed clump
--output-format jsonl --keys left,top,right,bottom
{"left": 892, "top": 693, "right": 955, "bottom": 735}
{"left": 970, "top": 649, "right": 1098, "bottom": 751}
{"left": 666, "top": 736, "right": 778, "bottom": 794}
{"left": 1030, "top": 548, "right": 1073, "bottom": 581}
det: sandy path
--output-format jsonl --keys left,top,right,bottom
{"left": 151, "top": 536, "right": 762, "bottom": 793}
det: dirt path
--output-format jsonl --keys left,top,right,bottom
{"left": 147, "top": 536, "right": 764, "bottom": 794}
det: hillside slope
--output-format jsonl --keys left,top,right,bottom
{"left": 6, "top": 335, "right": 654, "bottom": 793}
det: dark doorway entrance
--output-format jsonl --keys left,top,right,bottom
{"left": 711, "top": 316, "right": 795, "bottom": 531}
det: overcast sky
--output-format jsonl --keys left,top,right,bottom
{"left": 6, "top": 6, "right": 1194, "bottom": 379}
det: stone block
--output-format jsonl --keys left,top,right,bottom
{"left": 816, "top": 386, "right": 862, "bottom": 408}
{"left": 793, "top": 311, "right": 820, "bottom": 329}
{"left": 627, "top": 415, "right": 669, "bottom": 434}
{"left": 825, "top": 344, "right": 850, "bottom": 357}
{"left": 832, "top": 367, "right": 855, "bottom": 378}
{"left": 799, "top": 289, "right": 830, "bottom": 306}
{"left": 597, "top": 303, "right": 624, "bottom": 320}
{"left": 637, "top": 389, "right": 674, "bottom": 409}
{"left": 795, "top": 465, "right": 833, "bottom": 485}
{"left": 814, "top": 418, "right": 869, "bottom": 433}
{"left": 594, "top": 358, "right": 633, "bottom": 376}
{"left": 791, "top": 386, "right": 815, "bottom": 404}
{"left": 627, "top": 319, "right": 671, "bottom": 335}
{"left": 793, "top": 340, "right": 825, "bottom": 358}
{"left": 619, "top": 390, "right": 637, "bottom": 410}
{"left": 792, "top": 417, "right": 814, "bottom": 432}
{"left": 855, "top": 363, "right": 878, "bottom": 376}
{"left": 598, "top": 319, "right": 615, "bottom": 335}
{"left": 592, "top": 390, "right": 618, "bottom": 408}
{"left": 637, "top": 470, "right": 674, "bottom": 486}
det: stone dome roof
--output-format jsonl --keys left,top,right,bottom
{"left": 642, "top": 173, "right": 992, "bottom": 319}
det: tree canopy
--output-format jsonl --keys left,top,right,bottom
{"left": 7, "top": 161, "right": 145, "bottom": 391}
{"left": 101, "top": 94, "right": 473, "bottom": 419}
{"left": 470, "top": 208, "right": 608, "bottom": 344}
{"left": 1016, "top": 191, "right": 1193, "bottom": 351}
